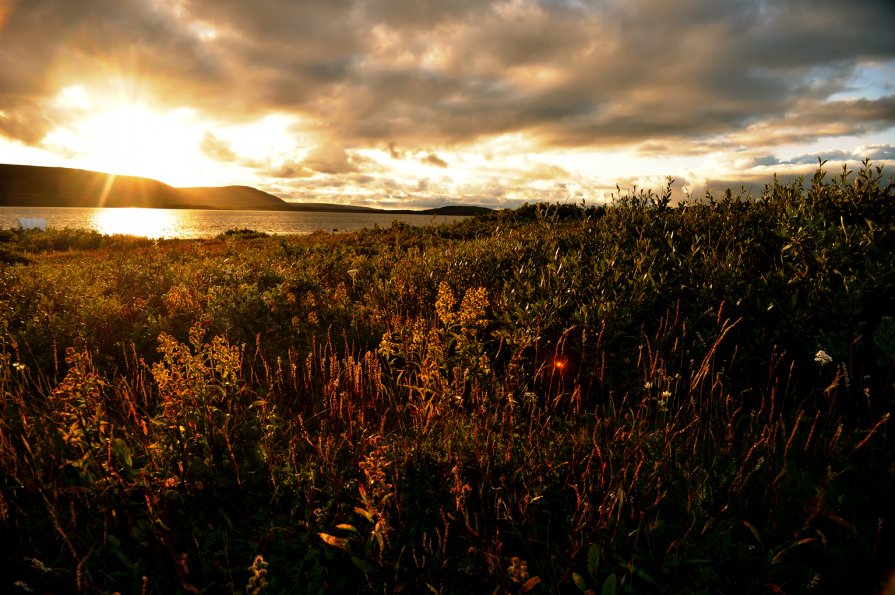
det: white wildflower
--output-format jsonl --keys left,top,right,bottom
{"left": 814, "top": 350, "right": 833, "bottom": 366}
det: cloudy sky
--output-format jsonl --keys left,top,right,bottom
{"left": 1, "top": 0, "right": 894, "bottom": 208}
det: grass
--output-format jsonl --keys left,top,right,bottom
{"left": 0, "top": 161, "right": 893, "bottom": 593}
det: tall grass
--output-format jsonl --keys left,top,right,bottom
{"left": 0, "top": 162, "right": 892, "bottom": 593}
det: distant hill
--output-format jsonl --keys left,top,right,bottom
{"left": 176, "top": 185, "right": 287, "bottom": 210}
{"left": 0, "top": 164, "right": 286, "bottom": 210}
{"left": 271, "top": 203, "right": 493, "bottom": 216}
{"left": 422, "top": 205, "right": 493, "bottom": 216}
{"left": 0, "top": 163, "right": 492, "bottom": 215}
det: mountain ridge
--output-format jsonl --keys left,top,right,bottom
{"left": 0, "top": 164, "right": 491, "bottom": 216}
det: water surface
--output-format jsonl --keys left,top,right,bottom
{"left": 0, "top": 206, "right": 467, "bottom": 239}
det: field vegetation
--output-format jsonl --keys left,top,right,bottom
{"left": 0, "top": 162, "right": 893, "bottom": 593}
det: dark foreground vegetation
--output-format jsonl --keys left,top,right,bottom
{"left": 1, "top": 163, "right": 893, "bottom": 593}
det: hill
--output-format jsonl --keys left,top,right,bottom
{"left": 422, "top": 205, "right": 493, "bottom": 216}
{"left": 0, "top": 164, "right": 493, "bottom": 215}
{"left": 0, "top": 164, "right": 289, "bottom": 210}
{"left": 176, "top": 185, "right": 288, "bottom": 210}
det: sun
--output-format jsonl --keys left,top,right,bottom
{"left": 43, "top": 85, "right": 211, "bottom": 186}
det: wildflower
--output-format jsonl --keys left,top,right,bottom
{"left": 378, "top": 329, "right": 397, "bottom": 358}
{"left": 435, "top": 282, "right": 456, "bottom": 323}
{"left": 507, "top": 557, "right": 529, "bottom": 584}
{"left": 814, "top": 350, "right": 833, "bottom": 366}
{"left": 12, "top": 362, "right": 26, "bottom": 371}
{"left": 246, "top": 555, "right": 269, "bottom": 594}
{"left": 644, "top": 381, "right": 653, "bottom": 389}
{"left": 456, "top": 286, "right": 488, "bottom": 328}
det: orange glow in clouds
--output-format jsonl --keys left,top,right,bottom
{"left": 39, "top": 81, "right": 305, "bottom": 190}
{"left": 42, "top": 82, "right": 225, "bottom": 186}
{"left": 44, "top": 84, "right": 208, "bottom": 185}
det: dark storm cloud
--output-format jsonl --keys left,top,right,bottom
{"left": 0, "top": 0, "right": 893, "bottom": 153}
{"left": 334, "top": 0, "right": 894, "bottom": 148}
{"left": 814, "top": 94, "right": 895, "bottom": 126}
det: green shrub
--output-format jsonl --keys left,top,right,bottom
{"left": 0, "top": 163, "right": 892, "bottom": 593}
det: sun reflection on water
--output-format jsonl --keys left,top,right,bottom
{"left": 92, "top": 208, "right": 181, "bottom": 238}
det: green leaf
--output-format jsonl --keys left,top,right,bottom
{"left": 110, "top": 438, "right": 133, "bottom": 469}
{"left": 635, "top": 568, "right": 659, "bottom": 587}
{"left": 601, "top": 573, "right": 617, "bottom": 595}
{"left": 587, "top": 544, "right": 602, "bottom": 582}
{"left": 521, "top": 576, "right": 542, "bottom": 593}
{"left": 319, "top": 533, "right": 349, "bottom": 551}
{"left": 741, "top": 519, "right": 762, "bottom": 545}
{"left": 873, "top": 316, "right": 895, "bottom": 363}
{"left": 106, "top": 534, "right": 136, "bottom": 571}
{"left": 354, "top": 507, "right": 375, "bottom": 523}
{"left": 350, "top": 555, "right": 374, "bottom": 573}
{"left": 771, "top": 537, "right": 817, "bottom": 565}
{"left": 572, "top": 572, "right": 588, "bottom": 592}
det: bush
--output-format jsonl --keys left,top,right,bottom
{"left": 0, "top": 163, "right": 892, "bottom": 593}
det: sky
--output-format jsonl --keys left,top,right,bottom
{"left": 1, "top": 0, "right": 894, "bottom": 208}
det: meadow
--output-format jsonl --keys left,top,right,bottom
{"left": 0, "top": 162, "right": 893, "bottom": 593}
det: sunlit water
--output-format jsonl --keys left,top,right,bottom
{"left": 0, "top": 207, "right": 469, "bottom": 239}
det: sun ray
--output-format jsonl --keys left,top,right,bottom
{"left": 43, "top": 83, "right": 210, "bottom": 185}
{"left": 97, "top": 174, "right": 116, "bottom": 208}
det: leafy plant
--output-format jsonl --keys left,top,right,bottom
{"left": 0, "top": 163, "right": 892, "bottom": 593}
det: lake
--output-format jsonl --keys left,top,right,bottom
{"left": 0, "top": 206, "right": 469, "bottom": 239}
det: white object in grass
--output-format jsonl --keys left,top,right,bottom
{"left": 17, "top": 217, "right": 47, "bottom": 231}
